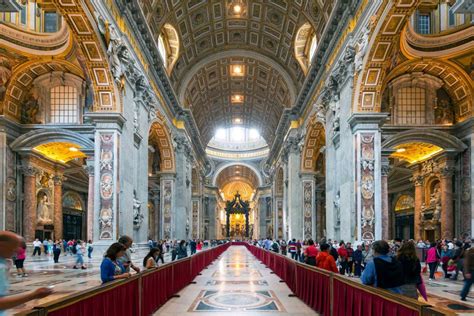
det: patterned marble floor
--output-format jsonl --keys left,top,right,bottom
{"left": 6, "top": 247, "right": 175, "bottom": 315}
{"left": 154, "top": 246, "right": 318, "bottom": 316}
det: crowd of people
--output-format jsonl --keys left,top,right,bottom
{"left": 253, "top": 236, "right": 474, "bottom": 301}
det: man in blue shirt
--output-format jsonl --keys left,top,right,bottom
{"left": 361, "top": 240, "right": 404, "bottom": 294}
{"left": 264, "top": 238, "right": 272, "bottom": 250}
{"left": 0, "top": 232, "right": 52, "bottom": 315}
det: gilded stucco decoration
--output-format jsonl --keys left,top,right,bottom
{"left": 149, "top": 120, "right": 176, "bottom": 172}
{"left": 301, "top": 119, "right": 325, "bottom": 172}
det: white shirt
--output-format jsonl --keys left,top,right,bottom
{"left": 33, "top": 240, "right": 42, "bottom": 247}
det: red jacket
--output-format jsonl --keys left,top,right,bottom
{"left": 317, "top": 252, "right": 338, "bottom": 273}
{"left": 338, "top": 247, "right": 348, "bottom": 259}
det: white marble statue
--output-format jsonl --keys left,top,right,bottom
{"left": 37, "top": 193, "right": 52, "bottom": 224}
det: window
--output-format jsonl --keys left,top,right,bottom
{"left": 158, "top": 35, "right": 167, "bottom": 68}
{"left": 50, "top": 85, "right": 78, "bottom": 123}
{"left": 418, "top": 13, "right": 431, "bottom": 34}
{"left": 396, "top": 87, "right": 426, "bottom": 125}
{"left": 308, "top": 35, "right": 317, "bottom": 63}
{"left": 20, "top": 5, "right": 26, "bottom": 25}
{"left": 44, "top": 12, "right": 58, "bottom": 33}
{"left": 448, "top": 6, "right": 455, "bottom": 27}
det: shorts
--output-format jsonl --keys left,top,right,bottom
{"left": 15, "top": 259, "right": 25, "bottom": 269}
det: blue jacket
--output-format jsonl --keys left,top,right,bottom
{"left": 100, "top": 257, "right": 125, "bottom": 283}
{"left": 361, "top": 255, "right": 402, "bottom": 294}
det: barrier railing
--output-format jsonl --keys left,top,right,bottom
{"left": 16, "top": 243, "right": 230, "bottom": 316}
{"left": 241, "top": 243, "right": 444, "bottom": 316}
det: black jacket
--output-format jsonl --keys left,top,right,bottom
{"left": 398, "top": 255, "right": 421, "bottom": 284}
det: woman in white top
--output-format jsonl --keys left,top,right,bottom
{"left": 143, "top": 247, "right": 161, "bottom": 269}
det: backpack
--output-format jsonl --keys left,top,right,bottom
{"left": 71, "top": 243, "right": 78, "bottom": 254}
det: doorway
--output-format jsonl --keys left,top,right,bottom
{"left": 63, "top": 213, "right": 83, "bottom": 241}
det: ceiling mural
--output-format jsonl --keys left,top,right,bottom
{"left": 390, "top": 142, "right": 444, "bottom": 164}
{"left": 138, "top": 0, "right": 335, "bottom": 146}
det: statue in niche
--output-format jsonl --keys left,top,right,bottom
{"left": 107, "top": 26, "right": 125, "bottom": 84}
{"left": 84, "top": 77, "right": 94, "bottom": 110}
{"left": 21, "top": 89, "right": 41, "bottom": 124}
{"left": 152, "top": 147, "right": 161, "bottom": 174}
{"left": 133, "top": 190, "right": 144, "bottom": 229}
{"left": 435, "top": 89, "right": 454, "bottom": 125}
{"left": 354, "top": 25, "right": 370, "bottom": 73}
{"left": 334, "top": 191, "right": 341, "bottom": 226}
{"left": 433, "top": 204, "right": 441, "bottom": 222}
{"left": 430, "top": 184, "right": 441, "bottom": 208}
{"left": 37, "top": 192, "right": 52, "bottom": 224}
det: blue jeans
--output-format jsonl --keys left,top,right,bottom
{"left": 461, "top": 271, "right": 474, "bottom": 299}
{"left": 76, "top": 254, "right": 84, "bottom": 265}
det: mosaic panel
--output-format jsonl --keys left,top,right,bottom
{"left": 98, "top": 133, "right": 115, "bottom": 240}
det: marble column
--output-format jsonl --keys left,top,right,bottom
{"left": 412, "top": 173, "right": 424, "bottom": 241}
{"left": 150, "top": 188, "right": 160, "bottom": 240}
{"left": 283, "top": 134, "right": 303, "bottom": 240}
{"left": 381, "top": 157, "right": 391, "bottom": 240}
{"left": 53, "top": 174, "right": 64, "bottom": 240}
{"left": 84, "top": 160, "right": 95, "bottom": 242}
{"left": 440, "top": 162, "right": 455, "bottom": 240}
{"left": 173, "top": 136, "right": 192, "bottom": 240}
{"left": 22, "top": 165, "right": 38, "bottom": 242}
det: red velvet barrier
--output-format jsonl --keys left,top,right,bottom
{"left": 283, "top": 257, "right": 297, "bottom": 293}
{"left": 172, "top": 258, "right": 192, "bottom": 293}
{"left": 191, "top": 251, "right": 206, "bottom": 279}
{"left": 141, "top": 266, "right": 174, "bottom": 316}
{"left": 332, "top": 278, "right": 420, "bottom": 316}
{"left": 48, "top": 278, "right": 140, "bottom": 316}
{"left": 295, "top": 264, "right": 330, "bottom": 315}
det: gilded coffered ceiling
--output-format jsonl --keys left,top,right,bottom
{"left": 215, "top": 164, "right": 260, "bottom": 190}
{"left": 138, "top": 0, "right": 335, "bottom": 146}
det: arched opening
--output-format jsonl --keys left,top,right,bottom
{"left": 295, "top": 23, "right": 317, "bottom": 75}
{"left": 214, "top": 164, "right": 260, "bottom": 239}
{"left": 158, "top": 23, "right": 180, "bottom": 75}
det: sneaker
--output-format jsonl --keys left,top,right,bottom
{"left": 81, "top": 266, "right": 87, "bottom": 270}
{"left": 73, "top": 266, "right": 78, "bottom": 269}
{"left": 461, "top": 297, "right": 467, "bottom": 301}
{"left": 22, "top": 273, "right": 28, "bottom": 277}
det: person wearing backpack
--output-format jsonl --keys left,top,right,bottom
{"left": 361, "top": 240, "right": 403, "bottom": 294}
{"left": 288, "top": 239, "right": 297, "bottom": 260}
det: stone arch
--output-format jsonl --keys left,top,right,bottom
{"left": 383, "top": 59, "right": 473, "bottom": 121}
{"left": 52, "top": 0, "right": 119, "bottom": 112}
{"left": 301, "top": 119, "right": 325, "bottom": 172}
{"left": 161, "top": 23, "right": 180, "bottom": 75}
{"left": 294, "top": 22, "right": 316, "bottom": 75}
{"left": 62, "top": 190, "right": 85, "bottom": 211}
{"left": 11, "top": 128, "right": 94, "bottom": 157}
{"left": 3, "top": 59, "right": 84, "bottom": 121}
{"left": 353, "top": 0, "right": 421, "bottom": 112}
{"left": 212, "top": 162, "right": 263, "bottom": 188}
{"left": 149, "top": 119, "right": 175, "bottom": 172}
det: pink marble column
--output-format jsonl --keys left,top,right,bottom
{"left": 84, "top": 162, "right": 95, "bottom": 242}
{"left": 413, "top": 174, "right": 424, "bottom": 241}
{"left": 22, "top": 166, "right": 37, "bottom": 242}
{"left": 381, "top": 159, "right": 391, "bottom": 240}
{"left": 53, "top": 175, "right": 63, "bottom": 240}
{"left": 440, "top": 166, "right": 454, "bottom": 240}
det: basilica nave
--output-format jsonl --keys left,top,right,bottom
{"left": 0, "top": 0, "right": 473, "bottom": 315}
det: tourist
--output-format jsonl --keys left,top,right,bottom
{"left": 264, "top": 237, "right": 272, "bottom": 251}
{"left": 416, "top": 240, "right": 426, "bottom": 248}
{"left": 190, "top": 239, "right": 197, "bottom": 255}
{"left": 397, "top": 241, "right": 421, "bottom": 299}
{"left": 52, "top": 240, "right": 61, "bottom": 263}
{"left": 288, "top": 239, "right": 297, "bottom": 259}
{"left": 426, "top": 242, "right": 440, "bottom": 281}
{"left": 452, "top": 240, "right": 464, "bottom": 280}
{"left": 271, "top": 239, "right": 279, "bottom": 253}
{"left": 176, "top": 240, "right": 188, "bottom": 259}
{"left": 87, "top": 240, "right": 94, "bottom": 259}
{"left": 143, "top": 247, "right": 161, "bottom": 269}
{"left": 73, "top": 240, "right": 86, "bottom": 270}
{"left": 441, "top": 244, "right": 452, "bottom": 278}
{"left": 100, "top": 242, "right": 130, "bottom": 283}
{"left": 362, "top": 243, "right": 373, "bottom": 270}
{"left": 361, "top": 240, "right": 403, "bottom": 293}
{"left": 337, "top": 242, "right": 348, "bottom": 275}
{"left": 67, "top": 239, "right": 74, "bottom": 256}
{"left": 300, "top": 240, "right": 308, "bottom": 262}
{"left": 197, "top": 239, "right": 203, "bottom": 251}
{"left": 346, "top": 242, "right": 354, "bottom": 276}
{"left": 329, "top": 243, "right": 339, "bottom": 262}
{"left": 296, "top": 240, "right": 303, "bottom": 261}
{"left": 32, "top": 238, "right": 41, "bottom": 256}
{"left": 171, "top": 240, "right": 177, "bottom": 261}
{"left": 304, "top": 239, "right": 318, "bottom": 266}
{"left": 47, "top": 239, "right": 53, "bottom": 255}
{"left": 14, "top": 239, "right": 27, "bottom": 277}
{"left": 43, "top": 239, "right": 49, "bottom": 256}
{"left": 117, "top": 235, "right": 141, "bottom": 273}
{"left": 316, "top": 243, "right": 338, "bottom": 273}
{"left": 148, "top": 239, "right": 153, "bottom": 250}
{"left": 353, "top": 244, "right": 363, "bottom": 277}
{"left": 157, "top": 241, "right": 165, "bottom": 264}
{"left": 62, "top": 239, "right": 68, "bottom": 255}
{"left": 0, "top": 231, "right": 53, "bottom": 313}
{"left": 280, "top": 239, "right": 287, "bottom": 255}
{"left": 460, "top": 245, "right": 474, "bottom": 301}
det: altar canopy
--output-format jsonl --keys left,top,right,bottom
{"left": 225, "top": 193, "right": 250, "bottom": 238}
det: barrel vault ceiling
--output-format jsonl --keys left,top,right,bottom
{"left": 138, "top": 0, "right": 336, "bottom": 147}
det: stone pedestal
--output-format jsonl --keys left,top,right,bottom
{"left": 53, "top": 175, "right": 63, "bottom": 240}
{"left": 22, "top": 166, "right": 38, "bottom": 242}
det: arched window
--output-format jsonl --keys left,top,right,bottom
{"left": 50, "top": 85, "right": 78, "bottom": 123}
{"left": 395, "top": 86, "right": 426, "bottom": 125}
{"left": 158, "top": 35, "right": 167, "bottom": 68}
{"left": 308, "top": 35, "right": 317, "bottom": 63}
